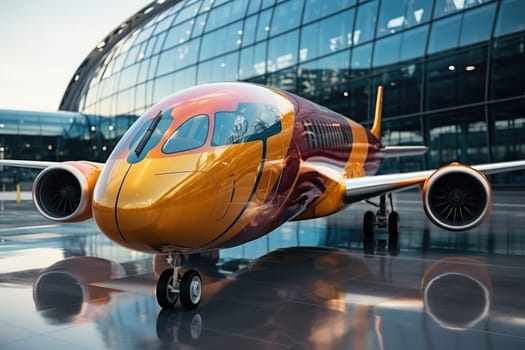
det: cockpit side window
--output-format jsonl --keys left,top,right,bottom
{"left": 211, "top": 103, "right": 282, "bottom": 146}
{"left": 162, "top": 114, "right": 209, "bottom": 154}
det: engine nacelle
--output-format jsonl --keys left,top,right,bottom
{"left": 422, "top": 162, "right": 492, "bottom": 231}
{"left": 33, "top": 161, "right": 102, "bottom": 222}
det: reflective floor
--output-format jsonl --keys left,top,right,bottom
{"left": 1, "top": 190, "right": 525, "bottom": 349}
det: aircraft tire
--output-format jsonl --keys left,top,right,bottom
{"left": 180, "top": 270, "right": 202, "bottom": 310}
{"left": 388, "top": 211, "right": 400, "bottom": 255}
{"left": 363, "top": 211, "right": 376, "bottom": 254}
{"left": 157, "top": 268, "right": 178, "bottom": 309}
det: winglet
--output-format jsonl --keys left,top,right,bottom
{"left": 370, "top": 85, "right": 383, "bottom": 142}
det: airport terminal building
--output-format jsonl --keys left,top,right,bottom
{"left": 1, "top": 0, "right": 524, "bottom": 186}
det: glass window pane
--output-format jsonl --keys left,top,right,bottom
{"left": 353, "top": 0, "right": 378, "bottom": 45}
{"left": 490, "top": 36, "right": 525, "bottom": 99}
{"left": 261, "top": 0, "right": 275, "bottom": 10}
{"left": 197, "top": 51, "right": 239, "bottom": 84}
{"left": 191, "top": 13, "right": 208, "bottom": 38}
{"left": 247, "top": 0, "right": 261, "bottom": 15}
{"left": 350, "top": 43, "right": 372, "bottom": 77}
{"left": 143, "top": 36, "right": 159, "bottom": 58}
{"left": 377, "top": 0, "right": 407, "bottom": 37}
{"left": 434, "top": 0, "right": 492, "bottom": 18}
{"left": 200, "top": 21, "right": 243, "bottom": 61}
{"left": 347, "top": 77, "right": 370, "bottom": 123}
{"left": 164, "top": 20, "right": 194, "bottom": 49}
{"left": 434, "top": 0, "right": 465, "bottom": 18}
{"left": 427, "top": 14, "right": 461, "bottom": 55}
{"left": 494, "top": 0, "right": 525, "bottom": 37}
{"left": 459, "top": 3, "right": 496, "bottom": 47}
{"left": 299, "top": 22, "right": 320, "bottom": 62}
{"left": 303, "top": 0, "right": 356, "bottom": 24}
{"left": 153, "top": 15, "right": 175, "bottom": 36}
{"left": 489, "top": 99, "right": 525, "bottom": 173}
{"left": 241, "top": 15, "right": 258, "bottom": 47}
{"left": 267, "top": 67, "right": 297, "bottom": 92}
{"left": 269, "top": 0, "right": 304, "bottom": 36}
{"left": 152, "top": 74, "right": 174, "bottom": 103}
{"left": 156, "top": 47, "right": 176, "bottom": 76}
{"left": 163, "top": 114, "right": 209, "bottom": 154}
{"left": 381, "top": 116, "right": 424, "bottom": 173}
{"left": 405, "top": 0, "right": 433, "bottom": 27}
{"left": 177, "top": 40, "right": 200, "bottom": 69}
{"left": 205, "top": 0, "right": 249, "bottom": 31}
{"left": 425, "top": 47, "right": 488, "bottom": 110}
{"left": 372, "top": 63, "right": 423, "bottom": 116}
{"left": 174, "top": 1, "right": 201, "bottom": 25}
{"left": 267, "top": 30, "right": 299, "bottom": 73}
{"left": 400, "top": 24, "right": 428, "bottom": 61}
{"left": 300, "top": 10, "right": 355, "bottom": 62}
{"left": 152, "top": 31, "right": 168, "bottom": 56}
{"left": 427, "top": 107, "right": 487, "bottom": 167}
{"left": 373, "top": 34, "right": 401, "bottom": 67}
{"left": 256, "top": 8, "right": 273, "bottom": 42}
{"left": 300, "top": 51, "right": 350, "bottom": 107}
{"left": 118, "top": 64, "right": 140, "bottom": 90}
{"left": 319, "top": 10, "right": 355, "bottom": 55}
{"left": 239, "top": 42, "right": 267, "bottom": 79}
{"left": 173, "top": 66, "right": 197, "bottom": 92}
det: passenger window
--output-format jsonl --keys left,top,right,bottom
{"left": 211, "top": 103, "right": 282, "bottom": 146}
{"left": 162, "top": 114, "right": 209, "bottom": 153}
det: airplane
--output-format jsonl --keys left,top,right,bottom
{"left": 1, "top": 82, "right": 524, "bottom": 310}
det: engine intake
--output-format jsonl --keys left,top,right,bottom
{"left": 33, "top": 162, "right": 102, "bottom": 222}
{"left": 422, "top": 163, "right": 492, "bottom": 231}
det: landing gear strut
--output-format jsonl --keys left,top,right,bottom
{"left": 363, "top": 193, "right": 400, "bottom": 255}
{"left": 157, "top": 252, "right": 203, "bottom": 310}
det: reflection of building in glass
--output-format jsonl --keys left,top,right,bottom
{"left": 1, "top": 0, "right": 524, "bottom": 185}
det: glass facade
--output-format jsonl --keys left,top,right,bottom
{"left": 2, "top": 0, "right": 525, "bottom": 185}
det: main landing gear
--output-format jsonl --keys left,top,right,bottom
{"left": 157, "top": 252, "right": 203, "bottom": 310}
{"left": 363, "top": 193, "right": 400, "bottom": 255}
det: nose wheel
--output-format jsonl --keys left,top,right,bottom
{"left": 157, "top": 253, "right": 203, "bottom": 310}
{"left": 363, "top": 193, "right": 400, "bottom": 255}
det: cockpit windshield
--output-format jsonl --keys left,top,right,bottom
{"left": 127, "top": 107, "right": 173, "bottom": 163}
{"left": 212, "top": 102, "right": 282, "bottom": 146}
{"left": 162, "top": 114, "right": 209, "bottom": 154}
{"left": 118, "top": 101, "right": 282, "bottom": 162}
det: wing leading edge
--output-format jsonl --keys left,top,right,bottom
{"left": 344, "top": 160, "right": 525, "bottom": 204}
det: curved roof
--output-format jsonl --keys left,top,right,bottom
{"left": 59, "top": 0, "right": 180, "bottom": 111}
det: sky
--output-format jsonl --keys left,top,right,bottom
{"left": 0, "top": 0, "right": 149, "bottom": 112}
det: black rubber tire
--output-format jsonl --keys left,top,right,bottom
{"left": 388, "top": 211, "right": 400, "bottom": 255}
{"left": 180, "top": 270, "right": 202, "bottom": 310}
{"left": 157, "top": 268, "right": 178, "bottom": 309}
{"left": 363, "top": 211, "right": 376, "bottom": 254}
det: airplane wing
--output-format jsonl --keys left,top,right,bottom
{"left": 0, "top": 159, "right": 104, "bottom": 169}
{"left": 345, "top": 160, "right": 525, "bottom": 203}
{"left": 0, "top": 159, "right": 59, "bottom": 169}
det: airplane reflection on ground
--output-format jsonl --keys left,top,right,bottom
{"left": 32, "top": 246, "right": 504, "bottom": 348}
{"left": 2, "top": 194, "right": 525, "bottom": 349}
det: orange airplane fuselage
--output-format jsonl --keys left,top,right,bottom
{"left": 92, "top": 83, "right": 381, "bottom": 254}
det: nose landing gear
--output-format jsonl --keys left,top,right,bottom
{"left": 157, "top": 252, "right": 203, "bottom": 310}
{"left": 363, "top": 193, "right": 400, "bottom": 255}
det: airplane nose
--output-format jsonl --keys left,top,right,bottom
{"left": 114, "top": 167, "right": 218, "bottom": 252}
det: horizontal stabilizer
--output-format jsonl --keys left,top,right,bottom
{"left": 380, "top": 146, "right": 428, "bottom": 158}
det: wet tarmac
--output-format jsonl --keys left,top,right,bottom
{"left": 1, "top": 190, "right": 525, "bottom": 349}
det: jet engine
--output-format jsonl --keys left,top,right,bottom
{"left": 32, "top": 161, "right": 102, "bottom": 222}
{"left": 422, "top": 162, "right": 492, "bottom": 231}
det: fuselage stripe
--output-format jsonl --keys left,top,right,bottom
{"left": 114, "top": 164, "right": 133, "bottom": 245}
